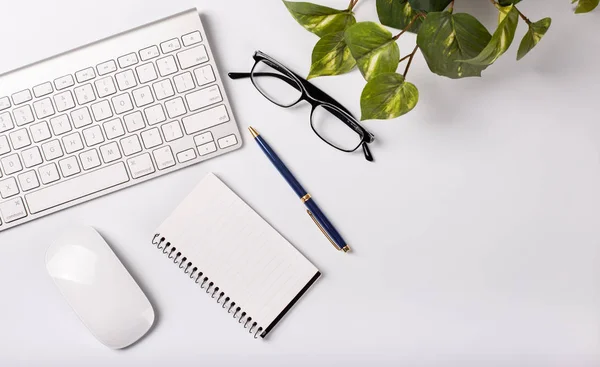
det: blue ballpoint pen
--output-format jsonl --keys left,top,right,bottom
{"left": 248, "top": 126, "right": 351, "bottom": 253}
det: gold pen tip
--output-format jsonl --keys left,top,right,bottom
{"left": 248, "top": 126, "right": 259, "bottom": 138}
{"left": 342, "top": 246, "right": 351, "bottom": 253}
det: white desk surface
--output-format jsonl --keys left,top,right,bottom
{"left": 0, "top": 1, "right": 599, "bottom": 366}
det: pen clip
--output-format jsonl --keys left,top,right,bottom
{"left": 307, "top": 209, "right": 340, "bottom": 251}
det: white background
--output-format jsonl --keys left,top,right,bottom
{"left": 0, "top": 1, "right": 599, "bottom": 366}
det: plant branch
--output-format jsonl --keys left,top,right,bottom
{"left": 399, "top": 54, "right": 412, "bottom": 63}
{"left": 449, "top": 0, "right": 455, "bottom": 12}
{"left": 347, "top": 0, "right": 359, "bottom": 11}
{"left": 392, "top": 14, "right": 424, "bottom": 40}
{"left": 514, "top": 6, "right": 532, "bottom": 24}
{"left": 403, "top": 44, "right": 420, "bottom": 78}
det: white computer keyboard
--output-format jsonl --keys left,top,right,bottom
{"left": 0, "top": 9, "right": 242, "bottom": 232}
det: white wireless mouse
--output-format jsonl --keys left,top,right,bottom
{"left": 45, "top": 226, "right": 155, "bottom": 349}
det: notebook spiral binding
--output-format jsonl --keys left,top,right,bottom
{"left": 152, "top": 234, "right": 265, "bottom": 339}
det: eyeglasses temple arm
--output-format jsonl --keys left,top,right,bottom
{"left": 228, "top": 72, "right": 303, "bottom": 93}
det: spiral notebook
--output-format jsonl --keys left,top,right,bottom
{"left": 152, "top": 173, "right": 321, "bottom": 339}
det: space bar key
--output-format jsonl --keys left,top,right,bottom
{"left": 25, "top": 163, "right": 130, "bottom": 214}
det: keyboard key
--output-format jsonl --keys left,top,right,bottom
{"left": 153, "top": 146, "right": 175, "bottom": 170}
{"left": 177, "top": 45, "right": 208, "bottom": 69}
{"left": 18, "top": 170, "right": 39, "bottom": 192}
{"left": 176, "top": 148, "right": 196, "bottom": 163}
{"left": 135, "top": 63, "right": 158, "bottom": 83}
{"left": 139, "top": 46, "right": 159, "bottom": 61}
{"left": 157, "top": 55, "right": 178, "bottom": 77}
{"left": 95, "top": 76, "right": 117, "bottom": 98}
{"left": 123, "top": 111, "right": 145, "bottom": 132}
{"left": 194, "top": 65, "right": 216, "bottom": 86}
{"left": 29, "top": 121, "right": 51, "bottom": 143}
{"left": 144, "top": 104, "right": 166, "bottom": 125}
{"left": 54, "top": 90, "right": 76, "bottom": 112}
{"left": 182, "top": 105, "right": 229, "bottom": 134}
{"left": 182, "top": 31, "right": 202, "bottom": 47}
{"left": 83, "top": 125, "right": 105, "bottom": 147}
{"left": 0, "top": 136, "right": 10, "bottom": 156}
{"left": 21, "top": 146, "right": 42, "bottom": 168}
{"left": 120, "top": 135, "right": 142, "bottom": 156}
{"left": 103, "top": 118, "right": 125, "bottom": 140}
{"left": 9, "top": 129, "right": 31, "bottom": 150}
{"left": 218, "top": 134, "right": 238, "bottom": 149}
{"left": 0, "top": 197, "right": 27, "bottom": 223}
{"left": 0, "top": 97, "right": 11, "bottom": 111}
{"left": 132, "top": 86, "right": 154, "bottom": 107}
{"left": 165, "top": 97, "right": 186, "bottom": 118}
{"left": 153, "top": 79, "right": 174, "bottom": 100}
{"left": 115, "top": 70, "right": 137, "bottom": 91}
{"left": 33, "top": 98, "right": 55, "bottom": 119}
{"left": 197, "top": 141, "right": 217, "bottom": 156}
{"left": 79, "top": 149, "right": 101, "bottom": 170}
{"left": 75, "top": 67, "right": 96, "bottom": 83}
{"left": 54, "top": 75, "right": 75, "bottom": 90}
{"left": 38, "top": 163, "right": 60, "bottom": 184}
{"left": 141, "top": 128, "right": 162, "bottom": 149}
{"left": 174, "top": 72, "right": 195, "bottom": 93}
{"left": 99, "top": 142, "right": 121, "bottom": 163}
{"left": 160, "top": 38, "right": 181, "bottom": 54}
{"left": 111, "top": 93, "right": 134, "bottom": 114}
{"left": 13, "top": 105, "right": 34, "bottom": 126}
{"left": 186, "top": 85, "right": 222, "bottom": 112}
{"left": 62, "top": 132, "right": 84, "bottom": 154}
{"left": 71, "top": 107, "right": 93, "bottom": 128}
{"left": 49, "top": 115, "right": 72, "bottom": 135}
{"left": 74, "top": 84, "right": 96, "bottom": 105}
{"left": 33, "top": 82, "right": 53, "bottom": 98}
{"left": 97, "top": 60, "right": 117, "bottom": 75}
{"left": 118, "top": 53, "right": 138, "bottom": 68}
{"left": 12, "top": 89, "right": 32, "bottom": 105}
{"left": 41, "top": 140, "right": 64, "bottom": 161}
{"left": 26, "top": 162, "right": 129, "bottom": 214}
{"left": 59, "top": 156, "right": 81, "bottom": 177}
{"left": 193, "top": 131, "right": 213, "bottom": 146}
{"left": 127, "top": 153, "right": 155, "bottom": 179}
{"left": 0, "top": 177, "right": 19, "bottom": 199}
{"left": 1, "top": 154, "right": 23, "bottom": 175}
{"left": 161, "top": 121, "right": 183, "bottom": 142}
{"left": 91, "top": 100, "right": 113, "bottom": 121}
{"left": 0, "top": 112, "right": 14, "bottom": 133}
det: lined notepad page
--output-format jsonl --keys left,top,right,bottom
{"left": 156, "top": 173, "right": 320, "bottom": 334}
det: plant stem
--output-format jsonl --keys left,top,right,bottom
{"left": 392, "top": 14, "right": 424, "bottom": 40}
{"left": 448, "top": 0, "right": 455, "bottom": 12}
{"left": 489, "top": 0, "right": 531, "bottom": 25}
{"left": 399, "top": 54, "right": 411, "bottom": 63}
{"left": 514, "top": 6, "right": 532, "bottom": 24}
{"left": 403, "top": 44, "right": 419, "bottom": 78}
{"left": 347, "top": 0, "right": 359, "bottom": 11}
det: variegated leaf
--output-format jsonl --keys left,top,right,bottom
{"left": 360, "top": 73, "right": 419, "bottom": 120}
{"left": 308, "top": 32, "right": 356, "bottom": 79}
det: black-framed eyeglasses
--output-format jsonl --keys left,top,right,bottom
{"left": 228, "top": 51, "right": 375, "bottom": 162}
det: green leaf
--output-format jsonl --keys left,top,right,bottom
{"left": 283, "top": 1, "right": 356, "bottom": 37}
{"left": 308, "top": 32, "right": 356, "bottom": 79}
{"left": 376, "top": 0, "right": 424, "bottom": 33}
{"left": 498, "top": 0, "right": 521, "bottom": 5}
{"left": 344, "top": 22, "right": 400, "bottom": 81}
{"left": 416, "top": 12, "right": 492, "bottom": 79}
{"left": 408, "top": 0, "right": 452, "bottom": 12}
{"left": 517, "top": 17, "right": 551, "bottom": 60}
{"left": 574, "top": 0, "right": 600, "bottom": 13}
{"left": 360, "top": 73, "right": 419, "bottom": 120}
{"left": 460, "top": 5, "right": 519, "bottom": 66}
